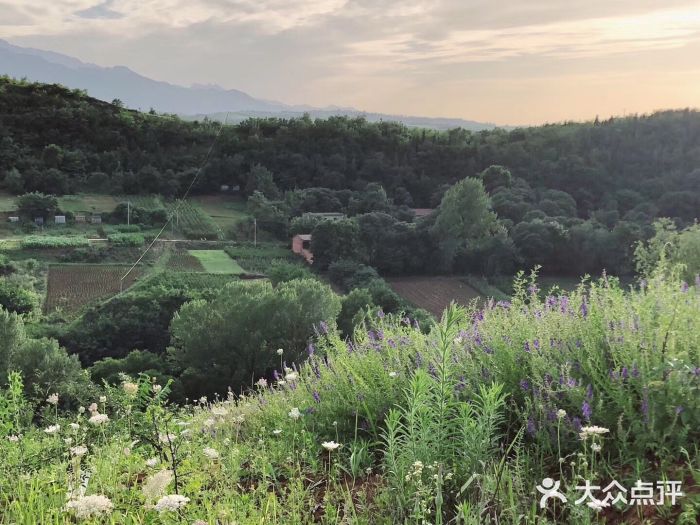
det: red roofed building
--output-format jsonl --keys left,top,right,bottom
{"left": 292, "top": 234, "right": 314, "bottom": 264}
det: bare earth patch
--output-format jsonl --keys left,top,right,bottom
{"left": 387, "top": 276, "right": 483, "bottom": 316}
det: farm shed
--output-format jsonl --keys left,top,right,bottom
{"left": 91, "top": 214, "right": 102, "bottom": 224}
{"left": 75, "top": 215, "right": 86, "bottom": 223}
{"left": 34, "top": 217, "right": 44, "bottom": 225}
{"left": 8, "top": 216, "right": 19, "bottom": 223}
{"left": 55, "top": 215, "right": 66, "bottom": 224}
{"left": 292, "top": 234, "right": 314, "bottom": 264}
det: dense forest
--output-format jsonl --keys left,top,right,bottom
{"left": 2, "top": 77, "right": 700, "bottom": 277}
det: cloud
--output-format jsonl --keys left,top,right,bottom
{"left": 75, "top": 1, "right": 123, "bottom": 20}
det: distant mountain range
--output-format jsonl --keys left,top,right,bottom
{"left": 0, "top": 39, "right": 498, "bottom": 131}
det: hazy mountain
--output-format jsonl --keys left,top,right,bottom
{"left": 0, "top": 39, "right": 498, "bottom": 131}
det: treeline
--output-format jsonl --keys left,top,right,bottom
{"left": 3, "top": 77, "right": 700, "bottom": 275}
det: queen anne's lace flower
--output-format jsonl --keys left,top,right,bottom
{"left": 154, "top": 494, "right": 189, "bottom": 512}
{"left": 88, "top": 413, "right": 109, "bottom": 426}
{"left": 65, "top": 494, "right": 114, "bottom": 518}
{"left": 579, "top": 425, "right": 610, "bottom": 440}
{"left": 46, "top": 393, "right": 59, "bottom": 405}
{"left": 203, "top": 447, "right": 219, "bottom": 460}
{"left": 122, "top": 382, "right": 138, "bottom": 395}
{"left": 142, "top": 470, "right": 173, "bottom": 501}
{"left": 288, "top": 407, "right": 301, "bottom": 420}
{"left": 145, "top": 457, "right": 159, "bottom": 468}
{"left": 70, "top": 445, "right": 88, "bottom": 457}
{"left": 44, "top": 424, "right": 60, "bottom": 434}
{"left": 322, "top": 441, "right": 341, "bottom": 451}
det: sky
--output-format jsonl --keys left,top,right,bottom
{"left": 2, "top": 0, "right": 700, "bottom": 126}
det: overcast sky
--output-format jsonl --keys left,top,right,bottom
{"left": 3, "top": 0, "right": 700, "bottom": 125}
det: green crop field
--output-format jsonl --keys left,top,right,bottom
{"left": 0, "top": 191, "right": 16, "bottom": 212}
{"left": 57, "top": 194, "right": 120, "bottom": 214}
{"left": 188, "top": 250, "right": 245, "bottom": 274}
{"left": 190, "top": 195, "right": 249, "bottom": 230}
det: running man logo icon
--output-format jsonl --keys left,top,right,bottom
{"left": 537, "top": 478, "right": 567, "bottom": 508}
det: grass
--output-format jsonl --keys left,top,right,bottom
{"left": 0, "top": 190, "right": 16, "bottom": 212}
{"left": 57, "top": 194, "right": 120, "bottom": 214}
{"left": 188, "top": 249, "right": 245, "bottom": 274}
{"left": 189, "top": 195, "right": 249, "bottom": 230}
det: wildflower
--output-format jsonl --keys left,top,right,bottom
{"left": 70, "top": 445, "right": 88, "bottom": 457}
{"left": 312, "top": 391, "right": 321, "bottom": 403}
{"left": 675, "top": 406, "right": 684, "bottom": 415}
{"left": 78, "top": 406, "right": 85, "bottom": 414}
{"left": 203, "top": 418, "right": 215, "bottom": 428}
{"left": 284, "top": 370, "right": 299, "bottom": 382}
{"left": 318, "top": 320, "right": 329, "bottom": 334}
{"left": 70, "top": 422, "right": 80, "bottom": 430}
{"left": 66, "top": 494, "right": 114, "bottom": 519}
{"left": 7, "top": 435, "right": 20, "bottom": 442}
{"left": 122, "top": 382, "right": 138, "bottom": 395}
{"left": 211, "top": 406, "right": 228, "bottom": 417}
{"left": 556, "top": 409, "right": 567, "bottom": 419}
{"left": 581, "top": 401, "right": 592, "bottom": 422}
{"left": 152, "top": 384, "right": 162, "bottom": 394}
{"left": 288, "top": 407, "right": 301, "bottom": 420}
{"left": 388, "top": 371, "right": 398, "bottom": 378}
{"left": 158, "top": 433, "right": 176, "bottom": 444}
{"left": 88, "top": 413, "right": 109, "bottom": 426}
{"left": 46, "top": 393, "right": 59, "bottom": 405}
{"left": 123, "top": 447, "right": 131, "bottom": 456}
{"left": 142, "top": 470, "right": 173, "bottom": 501}
{"left": 579, "top": 426, "right": 610, "bottom": 440}
{"left": 203, "top": 447, "right": 219, "bottom": 460}
{"left": 277, "top": 380, "right": 287, "bottom": 386}
{"left": 256, "top": 378, "right": 268, "bottom": 388}
{"left": 591, "top": 443, "right": 602, "bottom": 453}
{"left": 322, "top": 441, "right": 341, "bottom": 451}
{"left": 88, "top": 403, "right": 98, "bottom": 414}
{"left": 99, "top": 396, "right": 107, "bottom": 403}
{"left": 307, "top": 343, "right": 315, "bottom": 356}
{"left": 277, "top": 348, "right": 284, "bottom": 356}
{"left": 44, "top": 424, "right": 61, "bottom": 434}
{"left": 145, "top": 458, "right": 159, "bottom": 468}
{"left": 199, "top": 396, "right": 207, "bottom": 404}
{"left": 272, "top": 429, "right": 282, "bottom": 435}
{"left": 154, "top": 494, "right": 190, "bottom": 513}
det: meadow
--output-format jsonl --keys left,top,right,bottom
{"left": 1, "top": 265, "right": 698, "bottom": 524}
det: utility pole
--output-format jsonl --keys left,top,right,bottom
{"left": 127, "top": 201, "right": 130, "bottom": 225}
{"left": 253, "top": 218, "right": 257, "bottom": 247}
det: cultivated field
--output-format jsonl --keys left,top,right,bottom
{"left": 165, "top": 247, "right": 206, "bottom": 272}
{"left": 387, "top": 276, "right": 482, "bottom": 316}
{"left": 189, "top": 195, "right": 248, "bottom": 231}
{"left": 45, "top": 264, "right": 143, "bottom": 313}
{"left": 188, "top": 250, "right": 244, "bottom": 274}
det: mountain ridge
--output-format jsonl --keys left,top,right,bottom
{"left": 0, "top": 38, "right": 498, "bottom": 131}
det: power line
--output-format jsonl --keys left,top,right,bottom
{"left": 120, "top": 113, "right": 230, "bottom": 291}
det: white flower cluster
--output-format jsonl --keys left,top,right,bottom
{"left": 142, "top": 469, "right": 173, "bottom": 501}
{"left": 579, "top": 425, "right": 610, "bottom": 440}
{"left": 288, "top": 407, "right": 302, "bottom": 420}
{"left": 70, "top": 445, "right": 88, "bottom": 457}
{"left": 203, "top": 447, "right": 219, "bottom": 460}
{"left": 46, "top": 393, "right": 59, "bottom": 405}
{"left": 65, "top": 494, "right": 114, "bottom": 518}
{"left": 321, "top": 441, "right": 341, "bottom": 451}
{"left": 154, "top": 494, "right": 190, "bottom": 513}
{"left": 88, "top": 413, "right": 109, "bottom": 426}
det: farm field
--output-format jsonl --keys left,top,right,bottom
{"left": 165, "top": 247, "right": 206, "bottom": 271}
{"left": 168, "top": 200, "right": 222, "bottom": 240}
{"left": 44, "top": 264, "right": 143, "bottom": 313}
{"left": 224, "top": 244, "right": 296, "bottom": 274}
{"left": 0, "top": 190, "right": 16, "bottom": 212}
{"left": 189, "top": 195, "right": 248, "bottom": 230}
{"left": 386, "top": 276, "right": 482, "bottom": 316}
{"left": 188, "top": 250, "right": 244, "bottom": 274}
{"left": 57, "top": 194, "right": 120, "bottom": 214}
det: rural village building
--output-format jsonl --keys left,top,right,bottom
{"left": 292, "top": 234, "right": 314, "bottom": 264}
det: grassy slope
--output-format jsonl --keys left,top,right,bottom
{"left": 188, "top": 249, "right": 245, "bottom": 274}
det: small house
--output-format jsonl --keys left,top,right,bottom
{"left": 91, "top": 214, "right": 102, "bottom": 224}
{"left": 55, "top": 215, "right": 66, "bottom": 225}
{"left": 75, "top": 214, "right": 86, "bottom": 223}
{"left": 291, "top": 234, "right": 313, "bottom": 264}
{"left": 8, "top": 216, "right": 19, "bottom": 223}
{"left": 220, "top": 184, "right": 230, "bottom": 192}
{"left": 34, "top": 217, "right": 44, "bottom": 226}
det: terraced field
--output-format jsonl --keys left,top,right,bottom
{"left": 45, "top": 264, "right": 143, "bottom": 313}
{"left": 387, "top": 276, "right": 482, "bottom": 316}
{"left": 188, "top": 250, "right": 244, "bottom": 274}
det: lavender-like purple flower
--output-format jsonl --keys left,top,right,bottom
{"left": 641, "top": 389, "right": 649, "bottom": 424}
{"left": 318, "top": 320, "right": 329, "bottom": 335}
{"left": 586, "top": 384, "right": 594, "bottom": 400}
{"left": 621, "top": 366, "right": 629, "bottom": 380}
{"left": 681, "top": 281, "right": 689, "bottom": 293}
{"left": 580, "top": 301, "right": 588, "bottom": 318}
{"left": 519, "top": 379, "right": 531, "bottom": 392}
{"left": 526, "top": 417, "right": 537, "bottom": 436}
{"left": 307, "top": 343, "right": 315, "bottom": 356}
{"left": 377, "top": 309, "right": 385, "bottom": 319}
{"left": 533, "top": 339, "right": 540, "bottom": 351}
{"left": 571, "top": 416, "right": 582, "bottom": 432}
{"left": 675, "top": 406, "right": 684, "bottom": 415}
{"left": 528, "top": 284, "right": 539, "bottom": 295}
{"left": 524, "top": 341, "right": 531, "bottom": 353}
{"left": 632, "top": 364, "right": 640, "bottom": 378}
{"left": 312, "top": 390, "right": 321, "bottom": 403}
{"left": 582, "top": 400, "right": 592, "bottom": 422}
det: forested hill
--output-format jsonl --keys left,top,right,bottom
{"left": 1, "top": 77, "right": 699, "bottom": 212}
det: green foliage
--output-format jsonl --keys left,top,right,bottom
{"left": 21, "top": 236, "right": 90, "bottom": 249}
{"left": 0, "top": 280, "right": 40, "bottom": 316}
{"left": 90, "top": 350, "right": 172, "bottom": 387}
{"left": 15, "top": 192, "right": 58, "bottom": 219}
{"left": 310, "top": 218, "right": 364, "bottom": 270}
{"left": 337, "top": 288, "right": 375, "bottom": 336}
{"left": 169, "top": 278, "right": 341, "bottom": 398}
{"left": 635, "top": 219, "right": 700, "bottom": 282}
{"left": 267, "top": 260, "right": 313, "bottom": 285}
{"left": 107, "top": 233, "right": 145, "bottom": 247}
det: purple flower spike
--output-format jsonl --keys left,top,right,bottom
{"left": 582, "top": 400, "right": 592, "bottom": 421}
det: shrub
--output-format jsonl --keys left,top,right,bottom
{"left": 21, "top": 236, "right": 90, "bottom": 249}
{"left": 0, "top": 280, "right": 40, "bottom": 316}
{"left": 107, "top": 233, "right": 145, "bottom": 247}
{"left": 267, "top": 261, "right": 313, "bottom": 285}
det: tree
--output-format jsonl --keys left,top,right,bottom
{"left": 15, "top": 192, "right": 58, "bottom": 220}
{"left": 479, "top": 165, "right": 512, "bottom": 193}
{"left": 245, "top": 164, "right": 280, "bottom": 199}
{"left": 432, "top": 177, "right": 498, "bottom": 269}
{"left": 0, "top": 280, "right": 40, "bottom": 316}
{"left": 310, "top": 219, "right": 364, "bottom": 270}
{"left": 2, "top": 168, "right": 24, "bottom": 193}
{"left": 337, "top": 288, "right": 374, "bottom": 336}
{"left": 169, "top": 279, "right": 341, "bottom": 398}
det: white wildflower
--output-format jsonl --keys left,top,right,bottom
{"left": 388, "top": 371, "right": 398, "bottom": 378}
{"left": 579, "top": 425, "right": 610, "bottom": 440}
{"left": 88, "top": 403, "right": 98, "bottom": 414}
{"left": 203, "top": 447, "right": 219, "bottom": 460}
{"left": 277, "top": 380, "right": 286, "bottom": 386}
{"left": 272, "top": 429, "right": 282, "bottom": 435}
{"left": 211, "top": 406, "right": 228, "bottom": 417}
{"left": 152, "top": 384, "right": 162, "bottom": 394}
{"left": 203, "top": 418, "right": 216, "bottom": 428}
{"left": 70, "top": 445, "right": 88, "bottom": 457}
{"left": 288, "top": 407, "right": 302, "bottom": 420}
{"left": 65, "top": 494, "right": 113, "bottom": 519}
{"left": 556, "top": 409, "right": 567, "bottom": 419}
{"left": 70, "top": 423, "right": 80, "bottom": 430}
{"left": 99, "top": 396, "right": 107, "bottom": 403}
{"left": 256, "top": 378, "right": 268, "bottom": 388}
{"left": 276, "top": 348, "right": 284, "bottom": 356}
{"left": 142, "top": 469, "right": 173, "bottom": 501}
{"left": 199, "top": 396, "right": 207, "bottom": 404}
{"left": 233, "top": 415, "right": 245, "bottom": 424}
{"left": 88, "top": 413, "right": 109, "bottom": 426}
{"left": 7, "top": 435, "right": 20, "bottom": 442}
{"left": 591, "top": 443, "right": 602, "bottom": 453}
{"left": 321, "top": 441, "right": 341, "bottom": 451}
{"left": 78, "top": 406, "right": 85, "bottom": 414}
{"left": 46, "top": 393, "right": 59, "bottom": 405}
{"left": 64, "top": 437, "right": 73, "bottom": 445}
{"left": 122, "top": 382, "right": 138, "bottom": 395}
{"left": 145, "top": 458, "right": 159, "bottom": 468}
{"left": 158, "top": 433, "right": 176, "bottom": 444}
{"left": 44, "top": 424, "right": 61, "bottom": 434}
{"left": 154, "top": 494, "right": 190, "bottom": 513}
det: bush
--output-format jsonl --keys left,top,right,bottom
{"left": 107, "top": 233, "right": 145, "bottom": 247}
{"left": 115, "top": 224, "right": 141, "bottom": 233}
{"left": 267, "top": 261, "right": 313, "bottom": 285}
{"left": 0, "top": 280, "right": 40, "bottom": 316}
{"left": 21, "top": 236, "right": 90, "bottom": 249}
